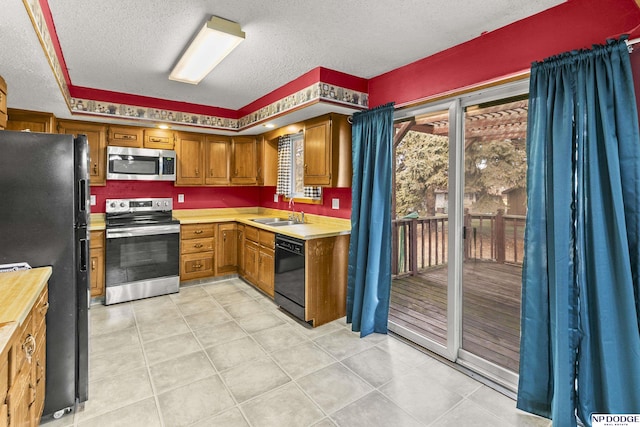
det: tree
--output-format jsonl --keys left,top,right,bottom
{"left": 395, "top": 131, "right": 449, "bottom": 217}
{"left": 464, "top": 138, "right": 527, "bottom": 213}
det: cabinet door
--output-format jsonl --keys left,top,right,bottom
{"left": 58, "top": 120, "right": 107, "bottom": 186}
{"left": 231, "top": 137, "right": 257, "bottom": 184}
{"left": 33, "top": 325, "right": 46, "bottom": 425}
{"left": 257, "top": 248, "right": 275, "bottom": 297}
{"left": 204, "top": 136, "right": 231, "bottom": 185}
{"left": 243, "top": 240, "right": 259, "bottom": 284}
{"left": 89, "top": 231, "right": 105, "bottom": 298}
{"left": 6, "top": 363, "right": 30, "bottom": 427}
{"left": 303, "top": 117, "right": 331, "bottom": 186}
{"left": 216, "top": 223, "right": 237, "bottom": 275}
{"left": 176, "top": 132, "right": 204, "bottom": 185}
{"left": 144, "top": 128, "right": 175, "bottom": 149}
{"left": 6, "top": 109, "right": 56, "bottom": 133}
{"left": 237, "top": 224, "right": 245, "bottom": 276}
{"left": 107, "top": 125, "right": 143, "bottom": 147}
{"left": 89, "top": 248, "right": 105, "bottom": 298}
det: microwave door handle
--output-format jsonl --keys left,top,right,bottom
{"left": 159, "top": 157, "right": 163, "bottom": 176}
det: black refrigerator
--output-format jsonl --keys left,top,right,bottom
{"left": 0, "top": 130, "right": 89, "bottom": 418}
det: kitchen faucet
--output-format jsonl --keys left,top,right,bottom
{"left": 288, "top": 199, "right": 305, "bottom": 223}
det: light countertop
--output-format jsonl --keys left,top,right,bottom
{"left": 0, "top": 266, "right": 51, "bottom": 356}
{"left": 92, "top": 208, "right": 351, "bottom": 240}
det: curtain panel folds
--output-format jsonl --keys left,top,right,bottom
{"left": 517, "top": 38, "right": 640, "bottom": 427}
{"left": 346, "top": 102, "right": 394, "bottom": 337}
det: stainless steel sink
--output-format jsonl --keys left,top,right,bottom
{"left": 265, "top": 220, "right": 300, "bottom": 227}
{"left": 250, "top": 217, "right": 287, "bottom": 224}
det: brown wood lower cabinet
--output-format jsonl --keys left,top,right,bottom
{"left": 2, "top": 285, "right": 48, "bottom": 427}
{"left": 216, "top": 223, "right": 237, "bottom": 276}
{"left": 180, "top": 223, "right": 215, "bottom": 281}
{"left": 305, "top": 235, "right": 349, "bottom": 326}
{"left": 241, "top": 226, "right": 275, "bottom": 297}
{"left": 90, "top": 231, "right": 105, "bottom": 298}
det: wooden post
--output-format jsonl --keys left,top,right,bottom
{"left": 392, "top": 221, "right": 399, "bottom": 275}
{"left": 410, "top": 219, "right": 418, "bottom": 276}
{"left": 496, "top": 209, "right": 505, "bottom": 264}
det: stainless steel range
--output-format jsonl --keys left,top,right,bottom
{"left": 105, "top": 197, "right": 180, "bottom": 305}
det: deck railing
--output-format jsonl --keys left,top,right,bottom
{"left": 392, "top": 209, "right": 526, "bottom": 277}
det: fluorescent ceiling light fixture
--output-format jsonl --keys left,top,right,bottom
{"left": 169, "top": 16, "right": 245, "bottom": 85}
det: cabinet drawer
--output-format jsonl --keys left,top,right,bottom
{"left": 180, "top": 252, "right": 214, "bottom": 281}
{"left": 108, "top": 126, "right": 143, "bottom": 147}
{"left": 144, "top": 129, "right": 175, "bottom": 149}
{"left": 90, "top": 230, "right": 105, "bottom": 249}
{"left": 181, "top": 237, "right": 214, "bottom": 254}
{"left": 181, "top": 224, "right": 215, "bottom": 240}
{"left": 259, "top": 230, "right": 275, "bottom": 249}
{"left": 244, "top": 226, "right": 259, "bottom": 243}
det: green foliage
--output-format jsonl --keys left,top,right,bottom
{"left": 395, "top": 131, "right": 527, "bottom": 218}
{"left": 395, "top": 131, "right": 448, "bottom": 217}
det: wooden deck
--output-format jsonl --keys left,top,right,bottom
{"left": 390, "top": 261, "right": 522, "bottom": 372}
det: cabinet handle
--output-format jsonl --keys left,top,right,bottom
{"left": 93, "top": 163, "right": 98, "bottom": 174}
{"left": 223, "top": 232, "right": 226, "bottom": 242}
{"left": 235, "top": 169, "right": 239, "bottom": 176}
{"left": 194, "top": 243, "right": 203, "bottom": 248}
{"left": 23, "top": 334, "right": 36, "bottom": 362}
{"left": 150, "top": 137, "right": 162, "bottom": 143}
{"left": 209, "top": 168, "right": 213, "bottom": 177}
{"left": 122, "top": 134, "right": 134, "bottom": 139}
{"left": 304, "top": 164, "right": 308, "bottom": 171}
{"left": 91, "top": 259, "right": 96, "bottom": 271}
{"left": 193, "top": 263, "right": 202, "bottom": 269}
{"left": 194, "top": 229, "right": 203, "bottom": 234}
{"left": 195, "top": 167, "right": 199, "bottom": 176}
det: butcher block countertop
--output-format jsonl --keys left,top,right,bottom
{"left": 91, "top": 208, "right": 351, "bottom": 239}
{"left": 0, "top": 266, "right": 51, "bottom": 355}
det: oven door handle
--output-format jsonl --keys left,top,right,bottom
{"left": 106, "top": 224, "right": 180, "bottom": 238}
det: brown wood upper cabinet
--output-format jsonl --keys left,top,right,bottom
{"left": 303, "top": 113, "right": 351, "bottom": 187}
{"left": 176, "top": 131, "right": 205, "bottom": 185}
{"left": 205, "top": 135, "right": 231, "bottom": 185}
{"left": 231, "top": 136, "right": 257, "bottom": 185}
{"left": 107, "top": 125, "right": 143, "bottom": 147}
{"left": 57, "top": 120, "right": 107, "bottom": 186}
{"left": 144, "top": 128, "right": 175, "bottom": 149}
{"left": 5, "top": 109, "right": 56, "bottom": 133}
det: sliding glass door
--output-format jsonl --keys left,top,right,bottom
{"left": 389, "top": 80, "right": 529, "bottom": 390}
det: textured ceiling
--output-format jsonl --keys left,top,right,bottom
{"left": 0, "top": 0, "right": 564, "bottom": 121}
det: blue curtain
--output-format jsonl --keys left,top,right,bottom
{"left": 518, "top": 38, "right": 640, "bottom": 427}
{"left": 347, "top": 102, "right": 395, "bottom": 337}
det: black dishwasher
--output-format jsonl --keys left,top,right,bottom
{"left": 274, "top": 234, "right": 306, "bottom": 321}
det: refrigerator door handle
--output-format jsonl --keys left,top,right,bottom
{"left": 79, "top": 238, "right": 88, "bottom": 272}
{"left": 78, "top": 179, "right": 88, "bottom": 213}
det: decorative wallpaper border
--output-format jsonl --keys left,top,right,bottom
{"left": 22, "top": 0, "right": 368, "bottom": 131}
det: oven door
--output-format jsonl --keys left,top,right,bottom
{"left": 105, "top": 224, "right": 180, "bottom": 303}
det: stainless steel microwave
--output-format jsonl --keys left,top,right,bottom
{"left": 107, "top": 146, "right": 176, "bottom": 181}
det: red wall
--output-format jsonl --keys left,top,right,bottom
{"left": 258, "top": 187, "right": 352, "bottom": 219}
{"left": 90, "top": 182, "right": 260, "bottom": 213}
{"left": 90, "top": 182, "right": 352, "bottom": 218}
{"left": 368, "top": 0, "right": 640, "bottom": 108}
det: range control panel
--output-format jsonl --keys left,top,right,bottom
{"left": 106, "top": 197, "right": 173, "bottom": 214}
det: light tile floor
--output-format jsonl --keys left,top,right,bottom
{"left": 41, "top": 278, "right": 551, "bottom": 427}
